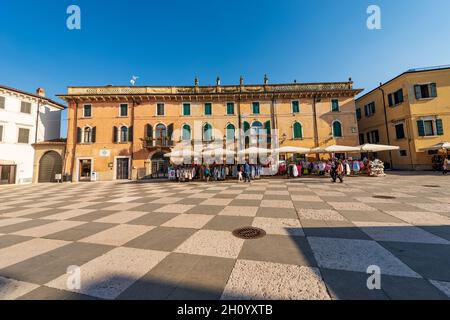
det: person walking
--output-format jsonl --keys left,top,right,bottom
{"left": 237, "top": 164, "right": 243, "bottom": 182}
{"left": 244, "top": 161, "right": 251, "bottom": 183}
{"left": 443, "top": 156, "right": 449, "bottom": 175}
{"left": 330, "top": 159, "right": 344, "bottom": 183}
{"left": 204, "top": 165, "right": 210, "bottom": 182}
{"left": 336, "top": 160, "right": 345, "bottom": 183}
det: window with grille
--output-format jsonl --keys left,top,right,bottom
{"left": 18, "top": 128, "right": 30, "bottom": 144}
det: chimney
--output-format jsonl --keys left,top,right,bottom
{"left": 36, "top": 88, "right": 46, "bottom": 97}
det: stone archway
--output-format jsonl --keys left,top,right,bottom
{"left": 38, "top": 151, "right": 63, "bottom": 183}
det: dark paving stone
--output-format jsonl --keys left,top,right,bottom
{"left": 381, "top": 275, "right": 449, "bottom": 300}
{"left": 0, "top": 219, "right": 52, "bottom": 234}
{"left": 21, "top": 209, "right": 67, "bottom": 220}
{"left": 293, "top": 201, "right": 332, "bottom": 210}
{"left": 67, "top": 210, "right": 115, "bottom": 222}
{"left": 131, "top": 203, "right": 166, "bottom": 212}
{"left": 229, "top": 199, "right": 262, "bottom": 207}
{"left": 19, "top": 286, "right": 100, "bottom": 300}
{"left": 0, "top": 242, "right": 113, "bottom": 284}
{"left": 0, "top": 234, "right": 33, "bottom": 249}
{"left": 118, "top": 253, "right": 235, "bottom": 300}
{"left": 421, "top": 225, "right": 450, "bottom": 242}
{"left": 262, "top": 195, "right": 291, "bottom": 201}
{"left": 211, "top": 193, "right": 238, "bottom": 199}
{"left": 256, "top": 207, "right": 298, "bottom": 219}
{"left": 124, "top": 227, "right": 196, "bottom": 251}
{"left": 239, "top": 235, "right": 317, "bottom": 267}
{"left": 301, "top": 220, "right": 371, "bottom": 240}
{"left": 379, "top": 241, "right": 450, "bottom": 281}
{"left": 0, "top": 207, "right": 28, "bottom": 214}
{"left": 338, "top": 210, "right": 404, "bottom": 223}
{"left": 320, "top": 268, "right": 389, "bottom": 300}
{"left": 176, "top": 198, "right": 208, "bottom": 205}
{"left": 45, "top": 222, "right": 116, "bottom": 241}
{"left": 128, "top": 212, "right": 180, "bottom": 226}
{"left": 203, "top": 216, "right": 254, "bottom": 231}
{"left": 368, "top": 203, "right": 422, "bottom": 212}
{"left": 184, "top": 205, "right": 224, "bottom": 215}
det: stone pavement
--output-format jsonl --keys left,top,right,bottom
{"left": 0, "top": 172, "right": 450, "bottom": 300}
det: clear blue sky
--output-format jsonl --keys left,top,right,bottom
{"left": 1, "top": 0, "right": 449, "bottom": 138}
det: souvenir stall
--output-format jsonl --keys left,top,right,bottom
{"left": 358, "top": 144, "right": 400, "bottom": 176}
{"left": 165, "top": 149, "right": 201, "bottom": 182}
{"left": 420, "top": 142, "right": 450, "bottom": 172}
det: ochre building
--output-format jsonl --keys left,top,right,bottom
{"left": 356, "top": 66, "right": 450, "bottom": 170}
{"left": 58, "top": 78, "right": 362, "bottom": 181}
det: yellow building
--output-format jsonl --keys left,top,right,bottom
{"left": 356, "top": 66, "right": 450, "bottom": 170}
{"left": 58, "top": 77, "right": 362, "bottom": 181}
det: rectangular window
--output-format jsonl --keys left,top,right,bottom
{"left": 359, "top": 133, "right": 365, "bottom": 145}
{"left": 356, "top": 108, "right": 361, "bottom": 121}
{"left": 292, "top": 101, "right": 300, "bottom": 113}
{"left": 204, "top": 103, "right": 212, "bottom": 115}
{"left": 119, "top": 104, "right": 128, "bottom": 117}
{"left": 156, "top": 103, "right": 165, "bottom": 116}
{"left": 423, "top": 120, "right": 434, "bottom": 136}
{"left": 83, "top": 105, "right": 92, "bottom": 118}
{"left": 18, "top": 128, "right": 30, "bottom": 144}
{"left": 415, "top": 83, "right": 437, "bottom": 100}
{"left": 0, "top": 125, "right": 3, "bottom": 142}
{"left": 367, "top": 130, "right": 380, "bottom": 143}
{"left": 395, "top": 123, "right": 405, "bottom": 139}
{"left": 252, "top": 102, "right": 260, "bottom": 114}
{"left": 0, "top": 96, "right": 5, "bottom": 109}
{"left": 417, "top": 119, "right": 444, "bottom": 137}
{"left": 389, "top": 89, "right": 404, "bottom": 107}
{"left": 183, "top": 103, "right": 191, "bottom": 116}
{"left": 364, "top": 102, "right": 376, "bottom": 117}
{"left": 399, "top": 150, "right": 408, "bottom": 157}
{"left": 331, "top": 99, "right": 340, "bottom": 112}
{"left": 20, "top": 101, "right": 32, "bottom": 114}
{"left": 227, "top": 102, "right": 235, "bottom": 115}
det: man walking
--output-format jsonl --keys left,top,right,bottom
{"left": 244, "top": 161, "right": 251, "bottom": 183}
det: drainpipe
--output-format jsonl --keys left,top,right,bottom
{"left": 35, "top": 100, "right": 41, "bottom": 143}
{"left": 379, "top": 84, "right": 393, "bottom": 169}
{"left": 312, "top": 95, "right": 319, "bottom": 160}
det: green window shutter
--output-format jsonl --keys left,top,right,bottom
{"left": 183, "top": 103, "right": 190, "bottom": 116}
{"left": 388, "top": 94, "right": 393, "bottom": 107}
{"left": 265, "top": 121, "right": 271, "bottom": 143}
{"left": 205, "top": 103, "right": 212, "bottom": 115}
{"left": 244, "top": 121, "right": 250, "bottom": 132}
{"left": 417, "top": 120, "right": 425, "bottom": 137}
{"left": 292, "top": 101, "right": 299, "bottom": 113}
{"left": 430, "top": 83, "right": 437, "bottom": 97}
{"left": 227, "top": 103, "right": 234, "bottom": 115}
{"left": 113, "top": 126, "right": 118, "bottom": 143}
{"left": 128, "top": 126, "right": 133, "bottom": 142}
{"left": 398, "top": 89, "right": 404, "bottom": 103}
{"left": 167, "top": 124, "right": 174, "bottom": 145}
{"left": 77, "top": 127, "right": 82, "bottom": 143}
{"left": 252, "top": 102, "right": 260, "bottom": 114}
{"left": 436, "top": 119, "right": 444, "bottom": 136}
{"left": 333, "top": 122, "right": 342, "bottom": 137}
{"left": 92, "top": 127, "right": 97, "bottom": 143}
{"left": 414, "top": 85, "right": 422, "bottom": 99}
{"left": 332, "top": 99, "right": 339, "bottom": 112}
{"left": 293, "top": 123, "right": 302, "bottom": 139}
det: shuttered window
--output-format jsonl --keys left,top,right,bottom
{"left": 0, "top": 125, "right": 3, "bottom": 142}
{"left": 359, "top": 133, "right": 365, "bottom": 145}
{"left": 332, "top": 121, "right": 342, "bottom": 137}
{"left": 157, "top": 103, "right": 165, "bottom": 116}
{"left": 183, "top": 103, "right": 191, "bottom": 116}
{"left": 204, "top": 103, "right": 212, "bottom": 115}
{"left": 331, "top": 99, "right": 340, "bottom": 112}
{"left": 0, "top": 96, "right": 5, "bottom": 109}
{"left": 83, "top": 105, "right": 92, "bottom": 118}
{"left": 20, "top": 101, "right": 32, "bottom": 114}
{"left": 364, "top": 102, "right": 376, "bottom": 117}
{"left": 436, "top": 119, "right": 444, "bottom": 136}
{"left": 292, "top": 101, "right": 300, "bottom": 113}
{"left": 120, "top": 104, "right": 128, "bottom": 117}
{"left": 182, "top": 125, "right": 191, "bottom": 140}
{"left": 293, "top": 122, "right": 302, "bottom": 139}
{"left": 203, "top": 123, "right": 213, "bottom": 141}
{"left": 227, "top": 103, "right": 234, "bottom": 115}
{"left": 356, "top": 108, "right": 361, "bottom": 120}
{"left": 18, "top": 128, "right": 30, "bottom": 144}
{"left": 415, "top": 83, "right": 437, "bottom": 99}
{"left": 389, "top": 89, "right": 404, "bottom": 107}
{"left": 395, "top": 123, "right": 405, "bottom": 139}
{"left": 252, "top": 102, "right": 260, "bottom": 114}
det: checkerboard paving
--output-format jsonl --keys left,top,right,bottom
{"left": 1, "top": 172, "right": 450, "bottom": 300}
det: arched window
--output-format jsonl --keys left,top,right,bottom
{"left": 155, "top": 124, "right": 167, "bottom": 146}
{"left": 226, "top": 124, "right": 235, "bottom": 141}
{"left": 120, "top": 126, "right": 129, "bottom": 142}
{"left": 182, "top": 124, "right": 191, "bottom": 141}
{"left": 251, "top": 121, "right": 264, "bottom": 145}
{"left": 332, "top": 121, "right": 343, "bottom": 138}
{"left": 203, "top": 123, "right": 213, "bottom": 142}
{"left": 293, "top": 122, "right": 303, "bottom": 139}
{"left": 83, "top": 126, "right": 92, "bottom": 143}
{"left": 243, "top": 121, "right": 251, "bottom": 148}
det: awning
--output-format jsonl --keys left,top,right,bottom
{"left": 420, "top": 142, "right": 450, "bottom": 151}
{"left": 164, "top": 150, "right": 201, "bottom": 158}
{"left": 358, "top": 144, "right": 400, "bottom": 152}
{"left": 310, "top": 145, "right": 361, "bottom": 153}
{"left": 238, "top": 147, "right": 272, "bottom": 155}
{"left": 274, "top": 146, "right": 311, "bottom": 154}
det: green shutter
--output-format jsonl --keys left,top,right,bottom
{"left": 205, "top": 103, "right": 212, "bottom": 115}
{"left": 436, "top": 119, "right": 444, "bottom": 136}
{"left": 252, "top": 102, "right": 260, "bottom": 114}
{"left": 227, "top": 103, "right": 234, "bottom": 115}
{"left": 430, "top": 83, "right": 437, "bottom": 97}
{"left": 293, "top": 123, "right": 302, "bottom": 139}
{"left": 183, "top": 103, "right": 190, "bottom": 116}
{"left": 332, "top": 100, "right": 339, "bottom": 112}
{"left": 292, "top": 101, "right": 299, "bottom": 113}
{"left": 414, "top": 85, "right": 422, "bottom": 99}
{"left": 333, "top": 122, "right": 342, "bottom": 137}
{"left": 397, "top": 89, "right": 404, "bottom": 103}
{"left": 417, "top": 120, "right": 425, "bottom": 137}
{"left": 77, "top": 127, "right": 82, "bottom": 143}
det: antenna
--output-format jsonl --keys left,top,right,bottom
{"left": 130, "top": 76, "right": 139, "bottom": 86}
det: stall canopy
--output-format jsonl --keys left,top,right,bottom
{"left": 420, "top": 142, "right": 450, "bottom": 151}
{"left": 164, "top": 149, "right": 200, "bottom": 158}
{"left": 202, "top": 149, "right": 236, "bottom": 157}
{"left": 358, "top": 144, "right": 400, "bottom": 152}
{"left": 310, "top": 145, "right": 361, "bottom": 153}
{"left": 238, "top": 147, "right": 272, "bottom": 155}
{"left": 274, "top": 146, "right": 311, "bottom": 154}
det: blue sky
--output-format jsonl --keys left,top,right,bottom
{"left": 1, "top": 0, "right": 449, "bottom": 137}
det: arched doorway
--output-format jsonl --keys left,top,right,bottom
{"left": 151, "top": 152, "right": 169, "bottom": 178}
{"left": 38, "top": 151, "right": 63, "bottom": 183}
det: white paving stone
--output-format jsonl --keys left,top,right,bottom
{"left": 328, "top": 202, "right": 377, "bottom": 211}
{"left": 297, "top": 209, "right": 346, "bottom": 221}
{"left": 219, "top": 206, "right": 259, "bottom": 217}
{"left": 252, "top": 217, "right": 304, "bottom": 236}
{"left": 221, "top": 260, "right": 330, "bottom": 300}
{"left": 260, "top": 200, "right": 294, "bottom": 209}
{"left": 13, "top": 220, "right": 86, "bottom": 237}
{"left": 385, "top": 211, "right": 450, "bottom": 226}
{"left": 307, "top": 237, "right": 421, "bottom": 277}
{"left": 0, "top": 276, "right": 40, "bottom": 300}
{"left": 94, "top": 211, "right": 148, "bottom": 224}
{"left": 80, "top": 224, "right": 154, "bottom": 246}
{"left": 154, "top": 204, "right": 195, "bottom": 214}
{"left": 162, "top": 214, "right": 213, "bottom": 229}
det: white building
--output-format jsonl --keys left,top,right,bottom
{"left": 0, "top": 86, "right": 65, "bottom": 184}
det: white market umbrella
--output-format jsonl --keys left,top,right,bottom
{"left": 359, "top": 144, "right": 400, "bottom": 152}
{"left": 202, "top": 148, "right": 236, "bottom": 157}
{"left": 238, "top": 147, "right": 272, "bottom": 155}
{"left": 311, "top": 145, "right": 361, "bottom": 153}
{"left": 274, "top": 146, "right": 311, "bottom": 154}
{"left": 164, "top": 149, "right": 200, "bottom": 158}
{"left": 420, "top": 142, "right": 450, "bottom": 151}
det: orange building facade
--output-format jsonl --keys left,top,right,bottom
{"left": 58, "top": 79, "right": 362, "bottom": 181}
